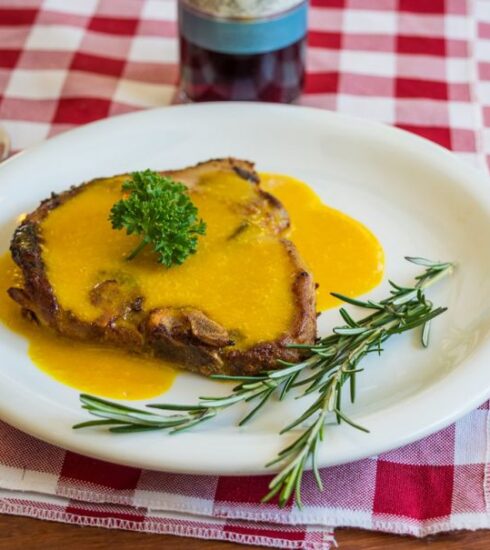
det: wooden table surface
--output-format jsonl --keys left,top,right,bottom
{"left": 0, "top": 515, "right": 489, "bottom": 549}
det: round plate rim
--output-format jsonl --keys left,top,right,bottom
{"left": 0, "top": 102, "right": 489, "bottom": 475}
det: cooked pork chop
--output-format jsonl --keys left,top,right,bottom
{"left": 9, "top": 159, "right": 316, "bottom": 376}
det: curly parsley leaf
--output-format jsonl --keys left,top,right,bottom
{"left": 109, "top": 170, "right": 206, "bottom": 267}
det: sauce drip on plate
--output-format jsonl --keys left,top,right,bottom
{"left": 0, "top": 253, "right": 177, "bottom": 400}
{"left": 0, "top": 173, "right": 384, "bottom": 399}
{"left": 260, "top": 174, "right": 384, "bottom": 311}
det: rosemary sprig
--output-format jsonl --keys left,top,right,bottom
{"left": 74, "top": 257, "right": 454, "bottom": 507}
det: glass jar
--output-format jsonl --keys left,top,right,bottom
{"left": 178, "top": 0, "right": 308, "bottom": 103}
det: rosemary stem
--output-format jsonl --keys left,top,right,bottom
{"left": 75, "top": 257, "right": 454, "bottom": 509}
{"left": 417, "top": 264, "right": 454, "bottom": 290}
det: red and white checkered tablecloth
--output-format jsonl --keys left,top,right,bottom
{"left": 1, "top": 1, "right": 490, "bottom": 548}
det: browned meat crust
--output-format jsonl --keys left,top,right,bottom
{"left": 9, "top": 158, "right": 316, "bottom": 376}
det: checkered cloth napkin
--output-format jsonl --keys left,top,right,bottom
{"left": 1, "top": 1, "right": 490, "bottom": 548}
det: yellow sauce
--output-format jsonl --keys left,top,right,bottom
{"left": 0, "top": 171, "right": 384, "bottom": 400}
{"left": 41, "top": 173, "right": 296, "bottom": 348}
{"left": 260, "top": 174, "right": 384, "bottom": 310}
{"left": 0, "top": 253, "right": 176, "bottom": 399}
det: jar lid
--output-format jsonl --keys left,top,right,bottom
{"left": 182, "top": 0, "right": 305, "bottom": 19}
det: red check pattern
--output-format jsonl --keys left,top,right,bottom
{"left": 477, "top": 0, "right": 490, "bottom": 169}
{"left": 1, "top": 1, "right": 490, "bottom": 548}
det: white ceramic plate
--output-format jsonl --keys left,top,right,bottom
{"left": 1, "top": 103, "right": 490, "bottom": 475}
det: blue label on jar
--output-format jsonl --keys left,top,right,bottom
{"left": 179, "top": 2, "right": 308, "bottom": 55}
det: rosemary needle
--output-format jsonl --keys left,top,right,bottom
{"left": 74, "top": 257, "right": 454, "bottom": 507}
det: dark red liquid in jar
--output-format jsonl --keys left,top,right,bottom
{"left": 178, "top": 2, "right": 307, "bottom": 103}
{"left": 179, "top": 36, "right": 306, "bottom": 103}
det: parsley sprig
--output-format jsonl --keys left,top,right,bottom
{"left": 109, "top": 170, "right": 206, "bottom": 267}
